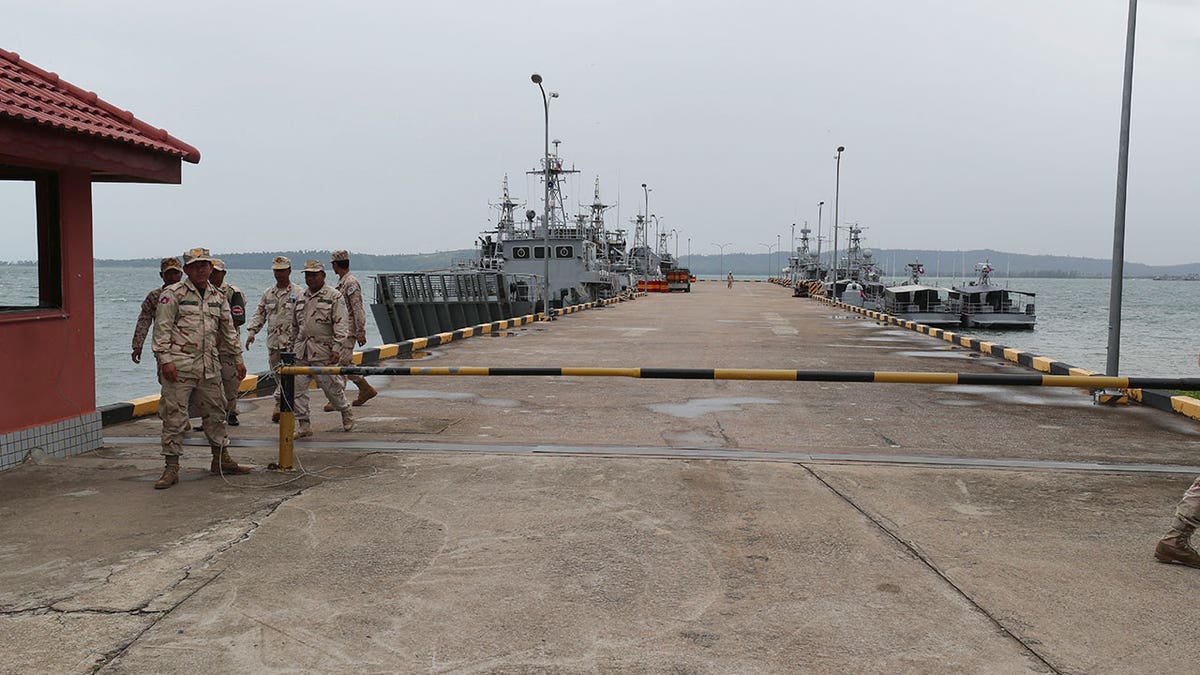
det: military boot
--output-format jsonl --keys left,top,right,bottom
{"left": 1155, "top": 519, "right": 1200, "bottom": 569}
{"left": 323, "top": 401, "right": 335, "bottom": 412}
{"left": 341, "top": 407, "right": 354, "bottom": 432}
{"left": 352, "top": 381, "right": 378, "bottom": 407}
{"left": 155, "top": 457, "right": 180, "bottom": 490}
{"left": 211, "top": 447, "right": 252, "bottom": 475}
{"left": 271, "top": 403, "right": 280, "bottom": 424}
{"left": 296, "top": 419, "right": 313, "bottom": 439}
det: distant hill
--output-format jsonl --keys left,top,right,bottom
{"left": 82, "top": 247, "right": 1200, "bottom": 278}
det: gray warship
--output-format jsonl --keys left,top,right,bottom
{"left": 946, "top": 261, "right": 1037, "bottom": 329}
{"left": 878, "top": 261, "right": 959, "bottom": 327}
{"left": 370, "top": 144, "right": 633, "bottom": 344}
{"left": 785, "top": 224, "right": 825, "bottom": 296}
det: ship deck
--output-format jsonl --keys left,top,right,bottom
{"left": 4, "top": 280, "right": 1199, "bottom": 672}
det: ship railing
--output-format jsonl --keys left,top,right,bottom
{"left": 960, "top": 301, "right": 1029, "bottom": 315}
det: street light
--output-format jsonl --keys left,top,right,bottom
{"left": 712, "top": 241, "right": 732, "bottom": 278}
{"left": 776, "top": 233, "right": 781, "bottom": 277}
{"left": 759, "top": 241, "right": 778, "bottom": 279}
{"left": 1106, "top": 0, "right": 1139, "bottom": 376}
{"left": 816, "top": 201, "right": 825, "bottom": 277}
{"left": 670, "top": 228, "right": 680, "bottom": 261}
{"left": 531, "top": 73, "right": 557, "bottom": 318}
{"left": 832, "top": 146, "right": 845, "bottom": 296}
{"left": 687, "top": 237, "right": 691, "bottom": 269}
{"left": 641, "top": 183, "right": 651, "bottom": 276}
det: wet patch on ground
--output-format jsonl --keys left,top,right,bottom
{"left": 662, "top": 430, "right": 728, "bottom": 448}
{"left": 351, "top": 417, "right": 458, "bottom": 434}
{"left": 892, "top": 350, "right": 975, "bottom": 359}
{"left": 934, "top": 384, "right": 1095, "bottom": 408}
{"left": 645, "top": 397, "right": 781, "bottom": 419}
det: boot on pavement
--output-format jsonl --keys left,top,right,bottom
{"left": 296, "top": 419, "right": 313, "bottom": 439}
{"left": 1155, "top": 519, "right": 1200, "bottom": 569}
{"left": 323, "top": 401, "right": 335, "bottom": 412}
{"left": 341, "top": 407, "right": 354, "bottom": 432}
{"left": 211, "top": 447, "right": 252, "bottom": 475}
{"left": 271, "top": 403, "right": 280, "bottom": 424}
{"left": 352, "top": 381, "right": 378, "bottom": 407}
{"left": 155, "top": 457, "right": 180, "bottom": 490}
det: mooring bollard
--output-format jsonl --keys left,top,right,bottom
{"left": 272, "top": 351, "right": 296, "bottom": 472}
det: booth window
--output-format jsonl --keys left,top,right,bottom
{"left": 0, "top": 169, "right": 61, "bottom": 312}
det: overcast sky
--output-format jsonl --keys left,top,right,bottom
{"left": 5, "top": 0, "right": 1200, "bottom": 264}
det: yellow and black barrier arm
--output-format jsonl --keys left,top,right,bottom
{"left": 277, "top": 365, "right": 1200, "bottom": 390}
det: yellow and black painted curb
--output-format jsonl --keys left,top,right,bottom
{"left": 99, "top": 292, "right": 646, "bottom": 426}
{"left": 810, "top": 293, "right": 1200, "bottom": 423}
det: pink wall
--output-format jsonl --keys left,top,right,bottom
{"left": 0, "top": 169, "right": 95, "bottom": 433}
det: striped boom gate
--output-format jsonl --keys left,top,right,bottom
{"left": 270, "top": 364, "right": 1200, "bottom": 470}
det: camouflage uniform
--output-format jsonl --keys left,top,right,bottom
{"left": 330, "top": 250, "right": 376, "bottom": 405}
{"left": 292, "top": 263, "right": 351, "bottom": 428}
{"left": 212, "top": 261, "right": 246, "bottom": 416}
{"left": 246, "top": 280, "right": 303, "bottom": 402}
{"left": 153, "top": 277, "right": 243, "bottom": 459}
{"left": 132, "top": 257, "right": 183, "bottom": 377}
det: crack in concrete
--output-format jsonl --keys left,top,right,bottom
{"left": 80, "top": 486, "right": 313, "bottom": 672}
{"left": 799, "top": 463, "right": 1063, "bottom": 675}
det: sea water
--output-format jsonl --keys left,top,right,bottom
{"left": 0, "top": 266, "right": 1196, "bottom": 404}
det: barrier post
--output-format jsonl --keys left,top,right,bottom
{"left": 274, "top": 352, "right": 296, "bottom": 472}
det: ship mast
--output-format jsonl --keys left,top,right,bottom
{"left": 527, "top": 139, "right": 579, "bottom": 237}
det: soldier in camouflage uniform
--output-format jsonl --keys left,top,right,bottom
{"left": 131, "top": 257, "right": 183, "bottom": 367}
{"left": 292, "top": 260, "right": 353, "bottom": 438}
{"left": 324, "top": 249, "right": 377, "bottom": 410}
{"left": 245, "top": 256, "right": 303, "bottom": 423}
{"left": 1155, "top": 476, "right": 1200, "bottom": 569}
{"left": 152, "top": 247, "right": 252, "bottom": 489}
{"left": 210, "top": 259, "right": 246, "bottom": 426}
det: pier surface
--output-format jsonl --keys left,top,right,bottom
{"left": 4, "top": 282, "right": 1199, "bottom": 673}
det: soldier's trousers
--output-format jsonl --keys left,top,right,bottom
{"left": 1175, "top": 475, "right": 1200, "bottom": 529}
{"left": 219, "top": 353, "right": 240, "bottom": 414}
{"left": 268, "top": 348, "right": 283, "bottom": 402}
{"left": 160, "top": 375, "right": 227, "bottom": 457}
{"left": 337, "top": 348, "right": 368, "bottom": 388}
{"left": 294, "top": 359, "right": 349, "bottom": 421}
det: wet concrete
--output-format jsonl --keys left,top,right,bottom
{"left": 4, "top": 281, "right": 1200, "bottom": 672}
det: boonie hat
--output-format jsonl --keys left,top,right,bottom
{"left": 330, "top": 249, "right": 350, "bottom": 263}
{"left": 182, "top": 247, "right": 214, "bottom": 265}
{"left": 271, "top": 256, "right": 292, "bottom": 270}
{"left": 302, "top": 259, "right": 324, "bottom": 273}
{"left": 160, "top": 257, "right": 182, "bottom": 272}
{"left": 211, "top": 258, "right": 227, "bottom": 272}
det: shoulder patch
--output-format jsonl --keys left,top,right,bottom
{"left": 160, "top": 296, "right": 172, "bottom": 304}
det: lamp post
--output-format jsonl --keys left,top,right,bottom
{"left": 832, "top": 146, "right": 845, "bottom": 294}
{"left": 1106, "top": 0, "right": 1138, "bottom": 376}
{"left": 671, "top": 228, "right": 680, "bottom": 261}
{"left": 759, "top": 242, "right": 778, "bottom": 278}
{"left": 687, "top": 237, "right": 691, "bottom": 269}
{"left": 816, "top": 201, "right": 825, "bottom": 278}
{"left": 531, "top": 73, "right": 555, "bottom": 317}
{"left": 776, "top": 233, "right": 781, "bottom": 277}
{"left": 641, "top": 183, "right": 651, "bottom": 275}
{"left": 712, "top": 242, "right": 732, "bottom": 278}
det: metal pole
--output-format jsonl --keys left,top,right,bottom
{"left": 532, "top": 74, "right": 552, "bottom": 319}
{"left": 687, "top": 237, "right": 691, "bottom": 269}
{"left": 1106, "top": 0, "right": 1138, "bottom": 376}
{"left": 276, "top": 351, "right": 296, "bottom": 471}
{"left": 642, "top": 184, "right": 650, "bottom": 277}
{"left": 816, "top": 201, "right": 824, "bottom": 277}
{"left": 776, "top": 233, "right": 781, "bottom": 277}
{"left": 833, "top": 147, "right": 844, "bottom": 296}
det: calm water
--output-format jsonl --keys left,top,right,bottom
{"left": 0, "top": 266, "right": 1195, "bottom": 404}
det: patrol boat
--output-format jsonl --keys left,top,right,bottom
{"left": 878, "top": 261, "right": 959, "bottom": 328}
{"left": 946, "top": 261, "right": 1037, "bottom": 329}
{"left": 369, "top": 144, "right": 632, "bottom": 344}
{"left": 825, "top": 224, "right": 885, "bottom": 307}
{"left": 786, "top": 224, "right": 825, "bottom": 297}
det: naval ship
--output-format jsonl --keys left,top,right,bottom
{"left": 370, "top": 142, "right": 634, "bottom": 344}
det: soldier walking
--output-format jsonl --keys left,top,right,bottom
{"left": 1155, "top": 477, "right": 1200, "bottom": 568}
{"left": 131, "top": 257, "right": 183, "bottom": 366}
{"left": 325, "top": 249, "right": 377, "bottom": 410}
{"left": 210, "top": 259, "right": 246, "bottom": 426}
{"left": 292, "top": 260, "right": 353, "bottom": 438}
{"left": 245, "top": 256, "right": 302, "bottom": 423}
{"left": 152, "top": 247, "right": 252, "bottom": 489}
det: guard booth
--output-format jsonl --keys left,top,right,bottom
{"left": 0, "top": 47, "right": 200, "bottom": 471}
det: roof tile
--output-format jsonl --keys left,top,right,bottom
{"left": 0, "top": 47, "right": 199, "bottom": 163}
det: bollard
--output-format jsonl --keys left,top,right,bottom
{"left": 272, "top": 351, "right": 296, "bottom": 472}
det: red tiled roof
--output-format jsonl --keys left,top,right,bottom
{"left": 0, "top": 47, "right": 200, "bottom": 163}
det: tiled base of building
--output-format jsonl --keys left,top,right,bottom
{"left": 0, "top": 412, "right": 103, "bottom": 472}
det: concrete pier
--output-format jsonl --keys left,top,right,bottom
{"left": 3, "top": 281, "right": 1199, "bottom": 672}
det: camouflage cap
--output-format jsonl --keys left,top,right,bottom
{"left": 302, "top": 259, "right": 325, "bottom": 273}
{"left": 160, "top": 257, "right": 183, "bottom": 272}
{"left": 270, "top": 255, "right": 292, "bottom": 270}
{"left": 182, "top": 247, "right": 214, "bottom": 266}
{"left": 211, "top": 258, "right": 227, "bottom": 272}
{"left": 330, "top": 249, "right": 350, "bottom": 263}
